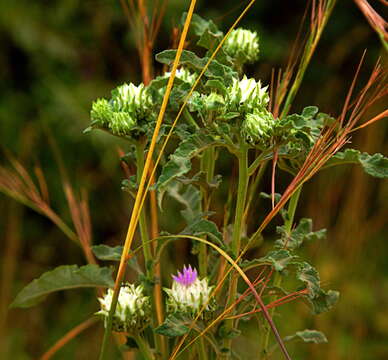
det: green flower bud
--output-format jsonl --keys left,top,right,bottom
{"left": 97, "top": 284, "right": 150, "bottom": 333}
{"left": 109, "top": 112, "right": 136, "bottom": 136}
{"left": 224, "top": 28, "right": 259, "bottom": 64}
{"left": 228, "top": 75, "right": 269, "bottom": 113}
{"left": 90, "top": 99, "right": 113, "bottom": 127}
{"left": 242, "top": 109, "right": 276, "bottom": 144}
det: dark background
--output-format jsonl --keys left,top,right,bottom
{"left": 1, "top": 0, "right": 387, "bottom": 359}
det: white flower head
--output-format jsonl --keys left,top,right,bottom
{"left": 97, "top": 283, "right": 150, "bottom": 333}
{"left": 165, "top": 265, "right": 215, "bottom": 317}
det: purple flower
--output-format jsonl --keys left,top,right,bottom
{"left": 172, "top": 265, "right": 198, "bottom": 287}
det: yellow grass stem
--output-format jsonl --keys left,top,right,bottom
{"left": 98, "top": 1, "right": 197, "bottom": 359}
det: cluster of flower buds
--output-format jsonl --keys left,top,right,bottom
{"left": 90, "top": 83, "right": 152, "bottom": 136}
{"left": 97, "top": 283, "right": 150, "bottom": 333}
{"left": 164, "top": 265, "right": 215, "bottom": 317}
{"left": 242, "top": 109, "right": 276, "bottom": 145}
{"left": 224, "top": 28, "right": 260, "bottom": 65}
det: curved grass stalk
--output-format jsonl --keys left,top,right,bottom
{"left": 98, "top": 1, "right": 198, "bottom": 358}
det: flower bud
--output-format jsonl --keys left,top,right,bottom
{"left": 97, "top": 284, "right": 150, "bottom": 333}
{"left": 164, "top": 265, "right": 215, "bottom": 317}
{"left": 224, "top": 28, "right": 259, "bottom": 65}
{"left": 242, "top": 109, "right": 276, "bottom": 145}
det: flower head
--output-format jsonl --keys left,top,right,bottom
{"left": 165, "top": 265, "right": 215, "bottom": 317}
{"left": 227, "top": 76, "right": 269, "bottom": 113}
{"left": 89, "top": 82, "right": 152, "bottom": 136}
{"left": 97, "top": 283, "right": 150, "bottom": 333}
{"left": 224, "top": 28, "right": 260, "bottom": 65}
{"left": 172, "top": 265, "right": 198, "bottom": 287}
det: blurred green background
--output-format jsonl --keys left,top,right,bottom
{"left": 1, "top": 0, "right": 387, "bottom": 359}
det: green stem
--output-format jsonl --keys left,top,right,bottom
{"left": 198, "top": 146, "right": 216, "bottom": 278}
{"left": 184, "top": 108, "right": 200, "bottom": 129}
{"left": 222, "top": 145, "right": 249, "bottom": 357}
{"left": 197, "top": 337, "right": 209, "bottom": 360}
{"left": 261, "top": 185, "right": 302, "bottom": 358}
{"left": 133, "top": 334, "right": 155, "bottom": 360}
{"left": 280, "top": 0, "right": 337, "bottom": 118}
{"left": 136, "top": 143, "right": 152, "bottom": 266}
{"left": 136, "top": 142, "right": 162, "bottom": 357}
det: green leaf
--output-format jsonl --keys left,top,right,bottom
{"left": 156, "top": 130, "right": 221, "bottom": 196}
{"left": 155, "top": 50, "right": 237, "bottom": 86}
{"left": 154, "top": 314, "right": 192, "bottom": 337}
{"left": 301, "top": 106, "right": 319, "bottom": 119}
{"left": 182, "top": 217, "right": 224, "bottom": 247}
{"left": 242, "top": 250, "right": 295, "bottom": 272}
{"left": 164, "top": 182, "right": 202, "bottom": 223}
{"left": 276, "top": 218, "right": 326, "bottom": 250}
{"left": 11, "top": 264, "right": 114, "bottom": 308}
{"left": 92, "top": 245, "right": 123, "bottom": 261}
{"left": 284, "top": 329, "right": 328, "bottom": 344}
{"left": 182, "top": 13, "right": 220, "bottom": 37}
{"left": 91, "top": 245, "right": 143, "bottom": 274}
{"left": 324, "top": 149, "right": 388, "bottom": 178}
{"left": 296, "top": 262, "right": 339, "bottom": 314}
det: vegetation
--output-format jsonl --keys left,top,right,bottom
{"left": 1, "top": 0, "right": 387, "bottom": 359}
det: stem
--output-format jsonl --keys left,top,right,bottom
{"left": 197, "top": 338, "right": 208, "bottom": 360}
{"left": 280, "top": 0, "right": 337, "bottom": 118}
{"left": 136, "top": 143, "right": 163, "bottom": 357}
{"left": 136, "top": 143, "right": 152, "bottom": 266}
{"left": 199, "top": 146, "right": 216, "bottom": 277}
{"left": 133, "top": 334, "right": 155, "bottom": 360}
{"left": 222, "top": 145, "right": 249, "bottom": 357}
{"left": 98, "top": 3, "right": 198, "bottom": 357}
{"left": 261, "top": 185, "right": 302, "bottom": 357}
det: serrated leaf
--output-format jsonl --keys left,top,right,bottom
{"left": 155, "top": 50, "right": 237, "bottom": 86}
{"left": 156, "top": 130, "right": 221, "bottom": 196}
{"left": 154, "top": 314, "right": 192, "bottom": 337}
{"left": 284, "top": 329, "right": 328, "bottom": 344}
{"left": 11, "top": 264, "right": 114, "bottom": 308}
{"left": 276, "top": 218, "right": 326, "bottom": 250}
{"left": 324, "top": 149, "right": 388, "bottom": 178}
{"left": 242, "top": 250, "right": 295, "bottom": 272}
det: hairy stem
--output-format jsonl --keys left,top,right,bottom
{"left": 199, "top": 146, "right": 216, "bottom": 277}
{"left": 222, "top": 145, "right": 249, "bottom": 357}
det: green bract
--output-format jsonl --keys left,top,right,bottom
{"left": 224, "top": 28, "right": 259, "bottom": 64}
